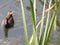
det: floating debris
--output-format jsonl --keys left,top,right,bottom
{"left": 26, "top": 6, "right": 37, "bottom": 12}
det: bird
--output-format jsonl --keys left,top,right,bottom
{"left": 1, "top": 10, "right": 14, "bottom": 29}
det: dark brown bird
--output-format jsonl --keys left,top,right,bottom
{"left": 1, "top": 11, "right": 14, "bottom": 29}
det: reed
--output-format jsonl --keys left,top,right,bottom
{"left": 20, "top": 0, "right": 59, "bottom": 45}
{"left": 20, "top": 0, "right": 29, "bottom": 45}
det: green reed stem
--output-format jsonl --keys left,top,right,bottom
{"left": 20, "top": 0, "right": 29, "bottom": 45}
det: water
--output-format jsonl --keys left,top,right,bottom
{"left": 0, "top": 0, "right": 60, "bottom": 45}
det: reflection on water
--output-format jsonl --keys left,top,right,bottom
{"left": 4, "top": 28, "right": 9, "bottom": 38}
{"left": 4, "top": 27, "right": 14, "bottom": 38}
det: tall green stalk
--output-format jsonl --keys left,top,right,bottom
{"left": 20, "top": 0, "right": 29, "bottom": 45}
{"left": 30, "top": 0, "right": 38, "bottom": 45}
{"left": 41, "top": 0, "right": 52, "bottom": 45}
{"left": 46, "top": 0, "right": 58, "bottom": 44}
{"left": 39, "top": 0, "right": 46, "bottom": 45}
{"left": 20, "top": 0, "right": 59, "bottom": 45}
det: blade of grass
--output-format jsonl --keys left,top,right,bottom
{"left": 53, "top": 15, "right": 56, "bottom": 30}
{"left": 39, "top": 0, "right": 46, "bottom": 44}
{"left": 33, "top": 0, "right": 38, "bottom": 45}
{"left": 29, "top": 3, "right": 55, "bottom": 45}
{"left": 34, "top": 0, "right": 36, "bottom": 21}
{"left": 53, "top": 0, "right": 59, "bottom": 30}
{"left": 30, "top": 0, "right": 36, "bottom": 29}
{"left": 46, "top": 1, "right": 58, "bottom": 44}
{"left": 36, "top": 4, "right": 55, "bottom": 29}
{"left": 30, "top": 0, "right": 38, "bottom": 45}
{"left": 20, "top": 0, "right": 29, "bottom": 45}
{"left": 29, "top": 0, "right": 55, "bottom": 45}
{"left": 41, "top": 0, "right": 52, "bottom": 45}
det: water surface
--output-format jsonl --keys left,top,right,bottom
{"left": 0, "top": 0, "right": 60, "bottom": 45}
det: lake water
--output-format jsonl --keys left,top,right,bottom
{"left": 0, "top": 0, "right": 60, "bottom": 45}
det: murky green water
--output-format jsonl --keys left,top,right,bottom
{"left": 0, "top": 0, "right": 60, "bottom": 45}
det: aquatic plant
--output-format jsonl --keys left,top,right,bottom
{"left": 20, "top": 0, "right": 59, "bottom": 45}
